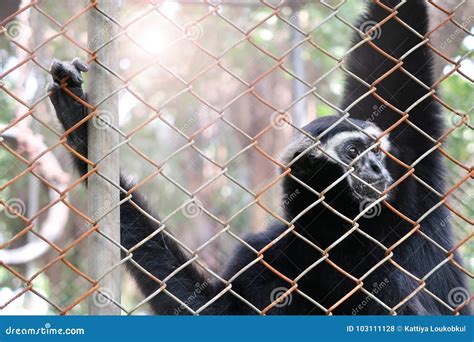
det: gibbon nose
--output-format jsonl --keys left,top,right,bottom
{"left": 369, "top": 159, "right": 382, "bottom": 174}
{"left": 360, "top": 155, "right": 384, "bottom": 179}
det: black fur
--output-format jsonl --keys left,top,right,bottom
{"left": 49, "top": 0, "right": 469, "bottom": 315}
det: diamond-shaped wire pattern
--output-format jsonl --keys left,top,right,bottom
{"left": 0, "top": 0, "right": 472, "bottom": 315}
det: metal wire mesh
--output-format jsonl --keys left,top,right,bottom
{"left": 0, "top": 0, "right": 472, "bottom": 315}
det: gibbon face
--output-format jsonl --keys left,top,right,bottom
{"left": 281, "top": 116, "right": 393, "bottom": 204}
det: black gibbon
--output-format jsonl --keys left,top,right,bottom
{"left": 49, "top": 0, "right": 470, "bottom": 315}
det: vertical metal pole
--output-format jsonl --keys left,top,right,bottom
{"left": 88, "top": 0, "right": 121, "bottom": 315}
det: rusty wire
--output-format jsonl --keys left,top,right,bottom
{"left": 0, "top": 0, "right": 472, "bottom": 315}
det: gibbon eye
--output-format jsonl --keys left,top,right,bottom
{"left": 373, "top": 146, "right": 381, "bottom": 155}
{"left": 346, "top": 146, "right": 359, "bottom": 159}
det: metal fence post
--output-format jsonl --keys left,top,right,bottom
{"left": 87, "top": 0, "right": 121, "bottom": 315}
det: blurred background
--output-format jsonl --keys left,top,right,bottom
{"left": 1, "top": 0, "right": 472, "bottom": 314}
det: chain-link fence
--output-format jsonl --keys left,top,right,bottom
{"left": 0, "top": 0, "right": 472, "bottom": 315}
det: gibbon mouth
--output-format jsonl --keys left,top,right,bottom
{"left": 350, "top": 177, "right": 387, "bottom": 202}
{"left": 368, "top": 179, "right": 386, "bottom": 190}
